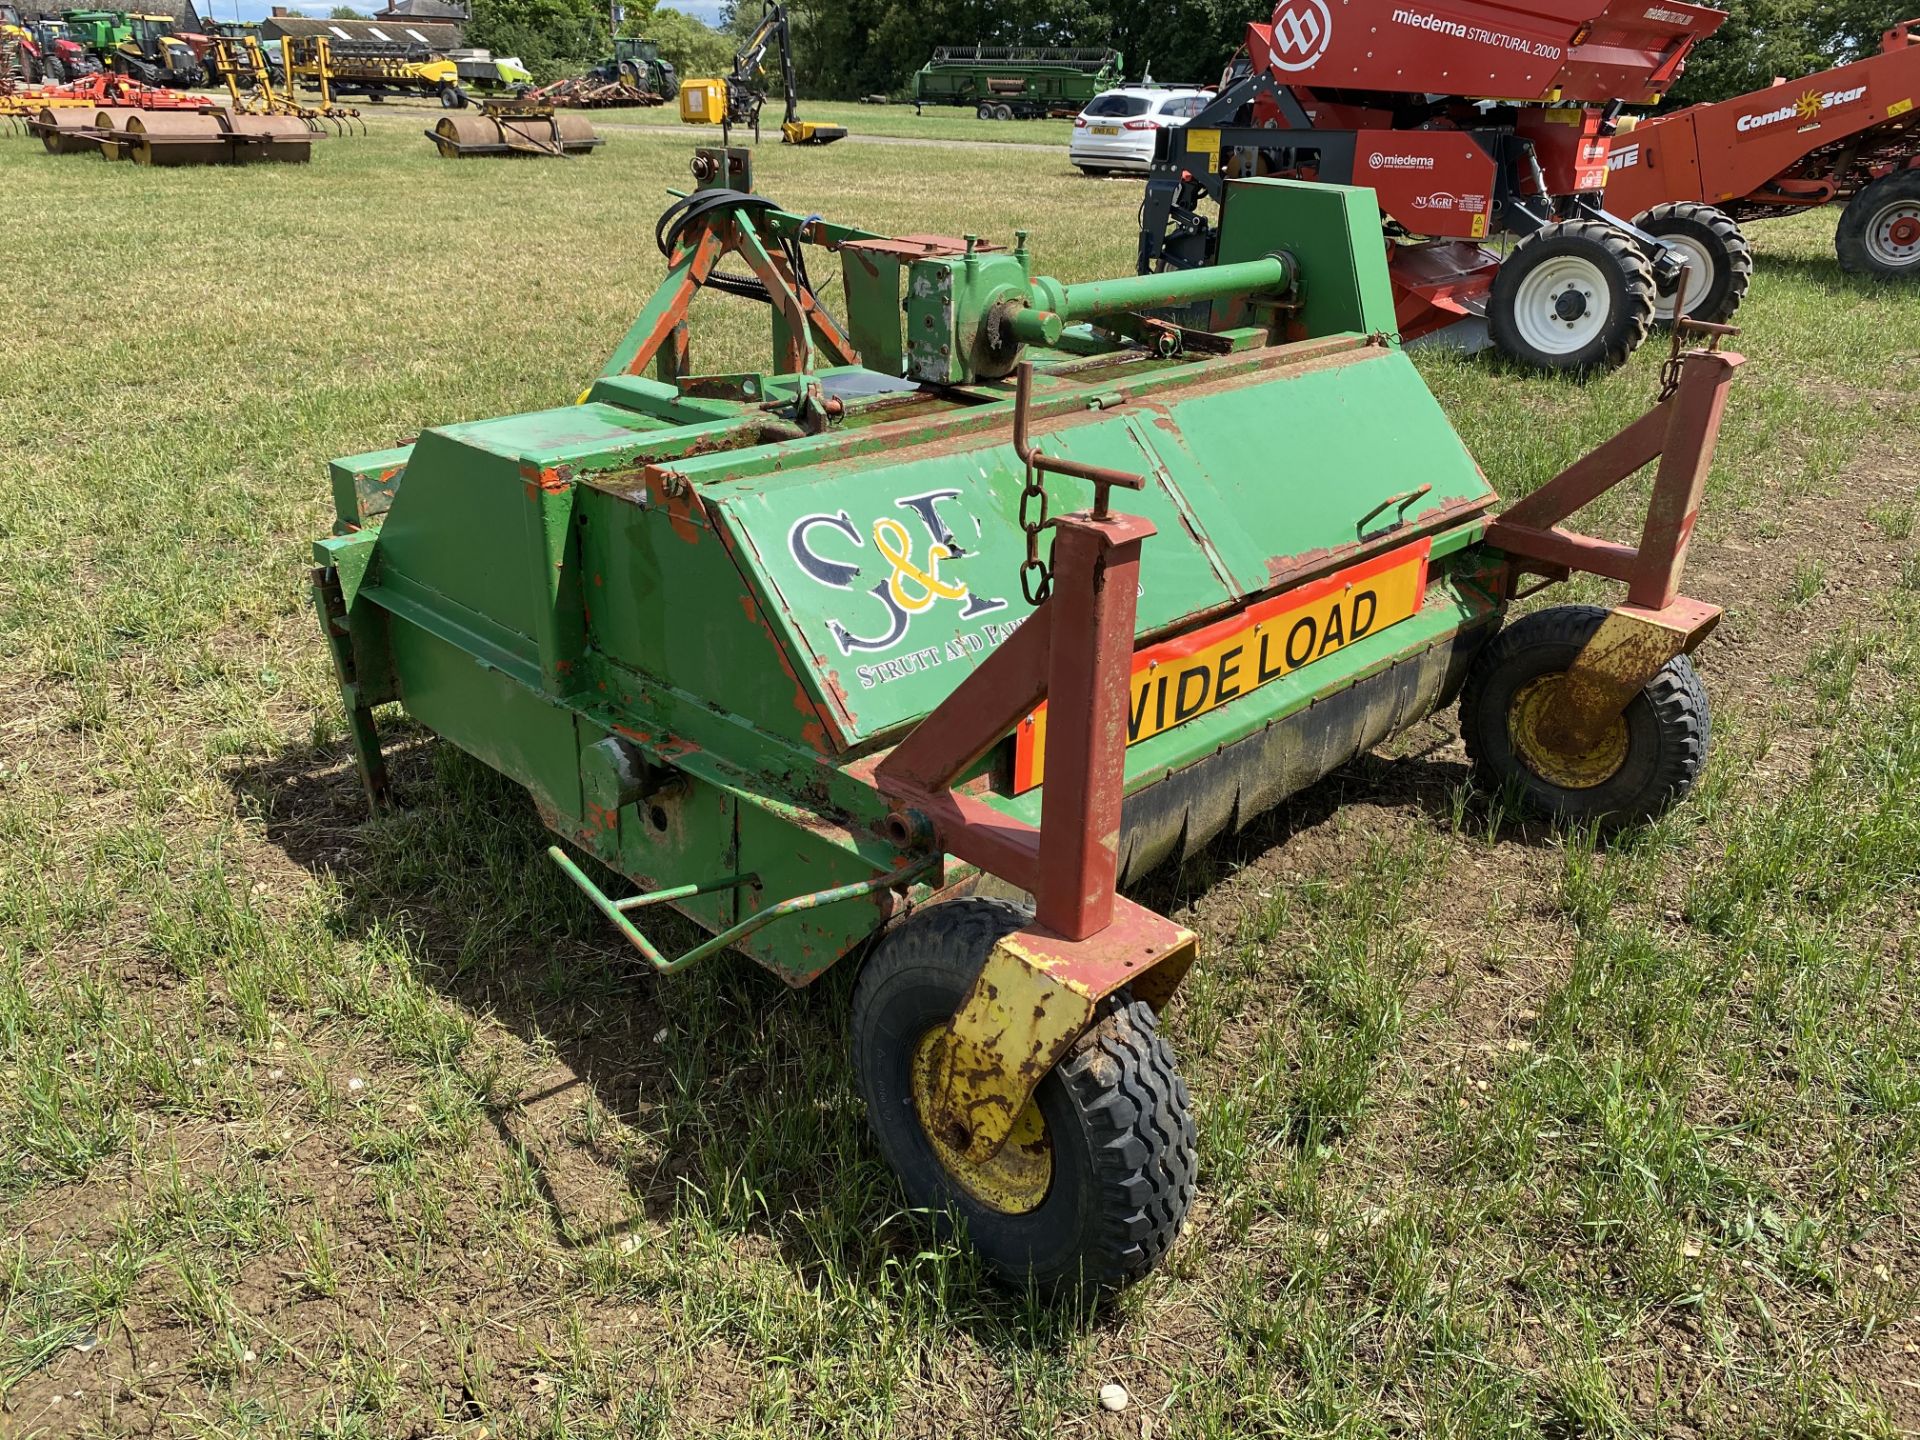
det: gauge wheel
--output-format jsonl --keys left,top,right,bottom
{"left": 1460, "top": 604, "right": 1710, "bottom": 827}
{"left": 851, "top": 898, "right": 1196, "bottom": 1298}
{"left": 1634, "top": 201, "right": 1752, "bottom": 323}
{"left": 1488, "top": 220, "right": 1655, "bottom": 373}
{"left": 1836, "top": 170, "right": 1920, "bottom": 280}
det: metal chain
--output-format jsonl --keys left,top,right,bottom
{"left": 1657, "top": 262, "right": 1691, "bottom": 402}
{"left": 1018, "top": 456, "right": 1052, "bottom": 605}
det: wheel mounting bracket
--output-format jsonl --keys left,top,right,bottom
{"left": 1543, "top": 597, "right": 1721, "bottom": 755}
{"left": 922, "top": 899, "right": 1195, "bottom": 1167}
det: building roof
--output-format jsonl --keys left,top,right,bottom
{"left": 374, "top": 0, "right": 468, "bottom": 18}
{"left": 261, "top": 13, "right": 462, "bottom": 47}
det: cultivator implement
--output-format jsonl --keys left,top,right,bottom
{"left": 1142, "top": 0, "right": 1747, "bottom": 371}
{"left": 426, "top": 100, "right": 600, "bottom": 156}
{"left": 313, "top": 148, "right": 1741, "bottom": 1293}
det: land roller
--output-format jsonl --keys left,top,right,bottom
{"left": 313, "top": 147, "right": 1742, "bottom": 1295}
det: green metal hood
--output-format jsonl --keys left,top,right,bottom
{"left": 686, "top": 341, "right": 1497, "bottom": 747}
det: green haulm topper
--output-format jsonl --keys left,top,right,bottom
{"left": 314, "top": 147, "right": 1742, "bottom": 1294}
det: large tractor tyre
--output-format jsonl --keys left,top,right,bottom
{"left": 1488, "top": 220, "right": 1656, "bottom": 373}
{"left": 1460, "top": 604, "right": 1710, "bottom": 828}
{"left": 1634, "top": 201, "right": 1752, "bottom": 324}
{"left": 851, "top": 898, "right": 1196, "bottom": 1298}
{"left": 1836, "top": 170, "right": 1920, "bottom": 281}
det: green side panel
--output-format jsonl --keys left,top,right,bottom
{"left": 1214, "top": 178, "right": 1400, "bottom": 339}
{"left": 386, "top": 617, "right": 582, "bottom": 819}
{"left": 372, "top": 430, "right": 541, "bottom": 640}
{"left": 574, "top": 484, "right": 836, "bottom": 752}
{"left": 610, "top": 766, "right": 740, "bottom": 939}
{"left": 728, "top": 802, "right": 893, "bottom": 984}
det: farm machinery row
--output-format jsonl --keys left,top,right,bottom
{"left": 1143, "top": 0, "right": 1919, "bottom": 374}
{"left": 313, "top": 143, "right": 1742, "bottom": 1292}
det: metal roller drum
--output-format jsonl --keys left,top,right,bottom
{"left": 224, "top": 112, "right": 316, "bottom": 164}
{"left": 124, "top": 110, "right": 229, "bottom": 166}
{"left": 426, "top": 109, "right": 601, "bottom": 157}
{"left": 33, "top": 107, "right": 98, "bottom": 154}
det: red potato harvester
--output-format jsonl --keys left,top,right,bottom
{"left": 1605, "top": 19, "right": 1920, "bottom": 281}
{"left": 1139, "top": 0, "right": 1746, "bottom": 371}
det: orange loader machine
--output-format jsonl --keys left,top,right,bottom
{"left": 1605, "top": 19, "right": 1920, "bottom": 281}
{"left": 1141, "top": 0, "right": 1746, "bottom": 371}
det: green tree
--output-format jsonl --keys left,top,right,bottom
{"left": 1669, "top": 0, "right": 1912, "bottom": 104}
{"left": 329, "top": 6, "right": 367, "bottom": 17}
{"left": 466, "top": 0, "right": 612, "bottom": 79}
{"left": 623, "top": 6, "right": 732, "bottom": 78}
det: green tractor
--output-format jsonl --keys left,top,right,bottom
{"left": 65, "top": 9, "right": 207, "bottom": 88}
{"left": 590, "top": 35, "right": 676, "bottom": 98}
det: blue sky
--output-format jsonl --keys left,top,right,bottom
{"left": 205, "top": 0, "right": 725, "bottom": 24}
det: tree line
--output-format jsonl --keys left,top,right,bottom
{"left": 461, "top": 0, "right": 1917, "bottom": 104}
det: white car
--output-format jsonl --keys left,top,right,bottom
{"left": 1070, "top": 87, "right": 1212, "bottom": 175}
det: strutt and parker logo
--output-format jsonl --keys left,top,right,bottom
{"left": 1268, "top": 0, "right": 1333, "bottom": 70}
{"left": 788, "top": 489, "right": 1007, "bottom": 664}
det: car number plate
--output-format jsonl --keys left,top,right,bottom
{"left": 1012, "top": 539, "right": 1433, "bottom": 793}
{"left": 1092, "top": 124, "right": 1119, "bottom": 135}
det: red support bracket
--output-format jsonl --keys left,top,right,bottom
{"left": 1485, "top": 344, "right": 1743, "bottom": 610}
{"left": 876, "top": 510, "right": 1154, "bottom": 941}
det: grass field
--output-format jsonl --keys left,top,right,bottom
{"left": 2, "top": 111, "right": 1919, "bottom": 1440}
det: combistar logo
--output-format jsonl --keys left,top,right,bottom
{"left": 1368, "top": 151, "right": 1436, "bottom": 170}
{"left": 1268, "top": 0, "right": 1332, "bottom": 70}
{"left": 1737, "top": 84, "right": 1867, "bottom": 132}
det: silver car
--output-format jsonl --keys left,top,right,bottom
{"left": 1070, "top": 87, "right": 1212, "bottom": 175}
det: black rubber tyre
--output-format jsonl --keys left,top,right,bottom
{"left": 993, "top": 103, "right": 1014, "bottom": 121}
{"left": 851, "top": 898, "right": 1196, "bottom": 1298}
{"left": 1836, "top": 170, "right": 1920, "bottom": 281}
{"left": 1460, "top": 604, "right": 1710, "bottom": 827}
{"left": 1488, "top": 220, "right": 1656, "bottom": 373}
{"left": 1634, "top": 201, "right": 1753, "bottom": 323}
{"left": 975, "top": 101, "right": 994, "bottom": 120}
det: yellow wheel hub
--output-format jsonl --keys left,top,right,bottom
{"left": 1507, "top": 674, "right": 1630, "bottom": 790}
{"left": 911, "top": 1028, "right": 1052, "bottom": 1215}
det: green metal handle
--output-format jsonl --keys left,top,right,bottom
{"left": 547, "top": 846, "right": 932, "bottom": 974}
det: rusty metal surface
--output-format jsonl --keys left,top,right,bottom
{"left": 1526, "top": 597, "right": 1724, "bottom": 761}
{"left": 920, "top": 896, "right": 1196, "bottom": 1165}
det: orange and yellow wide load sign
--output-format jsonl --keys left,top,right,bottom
{"left": 1013, "top": 538, "right": 1432, "bottom": 792}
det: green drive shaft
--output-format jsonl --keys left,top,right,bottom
{"left": 1008, "top": 254, "right": 1295, "bottom": 344}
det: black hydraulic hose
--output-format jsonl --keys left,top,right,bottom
{"left": 654, "top": 188, "right": 827, "bottom": 310}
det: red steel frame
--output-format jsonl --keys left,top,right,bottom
{"left": 1485, "top": 342, "right": 1742, "bottom": 617}
{"left": 1604, "top": 20, "right": 1920, "bottom": 221}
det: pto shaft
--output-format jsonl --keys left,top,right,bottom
{"left": 1005, "top": 253, "right": 1294, "bottom": 345}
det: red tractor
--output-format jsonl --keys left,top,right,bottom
{"left": 1140, "top": 0, "right": 1746, "bottom": 371}
{"left": 1605, "top": 20, "right": 1920, "bottom": 282}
